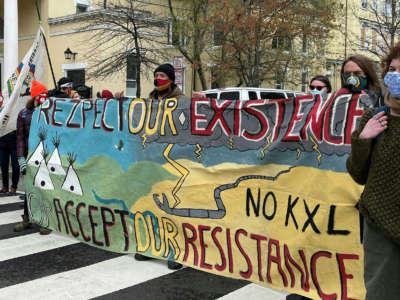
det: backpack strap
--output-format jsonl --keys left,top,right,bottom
{"left": 373, "top": 105, "right": 389, "bottom": 142}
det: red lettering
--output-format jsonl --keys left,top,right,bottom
{"left": 311, "top": 251, "right": 337, "bottom": 300}
{"left": 267, "top": 98, "right": 291, "bottom": 142}
{"left": 250, "top": 233, "right": 268, "bottom": 281}
{"left": 198, "top": 225, "right": 212, "bottom": 270}
{"left": 267, "top": 239, "right": 288, "bottom": 287}
{"left": 283, "top": 96, "right": 314, "bottom": 142}
{"left": 242, "top": 100, "right": 268, "bottom": 141}
{"left": 235, "top": 229, "right": 252, "bottom": 279}
{"left": 206, "top": 99, "right": 232, "bottom": 136}
{"left": 337, "top": 253, "right": 360, "bottom": 300}
{"left": 182, "top": 223, "right": 198, "bottom": 265}
{"left": 212, "top": 227, "right": 227, "bottom": 272}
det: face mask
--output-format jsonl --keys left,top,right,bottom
{"left": 384, "top": 72, "right": 400, "bottom": 98}
{"left": 342, "top": 73, "right": 368, "bottom": 93}
{"left": 35, "top": 94, "right": 48, "bottom": 106}
{"left": 154, "top": 79, "right": 171, "bottom": 91}
{"left": 309, "top": 89, "right": 325, "bottom": 96}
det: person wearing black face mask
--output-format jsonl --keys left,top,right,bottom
{"left": 340, "top": 55, "right": 383, "bottom": 107}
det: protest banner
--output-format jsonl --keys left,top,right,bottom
{"left": 25, "top": 91, "right": 373, "bottom": 299}
{"left": 0, "top": 26, "right": 46, "bottom": 136}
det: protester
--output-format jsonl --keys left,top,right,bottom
{"left": 346, "top": 43, "right": 400, "bottom": 299}
{"left": 48, "top": 77, "right": 79, "bottom": 98}
{"left": 308, "top": 75, "right": 331, "bottom": 96}
{"left": 0, "top": 130, "right": 19, "bottom": 195}
{"left": 14, "top": 80, "right": 51, "bottom": 235}
{"left": 101, "top": 89, "right": 114, "bottom": 99}
{"left": 341, "top": 55, "right": 383, "bottom": 107}
{"left": 134, "top": 63, "right": 183, "bottom": 270}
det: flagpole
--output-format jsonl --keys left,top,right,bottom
{"left": 35, "top": 0, "right": 57, "bottom": 90}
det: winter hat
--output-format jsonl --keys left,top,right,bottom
{"left": 101, "top": 89, "right": 114, "bottom": 99}
{"left": 154, "top": 63, "right": 175, "bottom": 82}
{"left": 31, "top": 80, "right": 48, "bottom": 99}
{"left": 58, "top": 77, "right": 73, "bottom": 89}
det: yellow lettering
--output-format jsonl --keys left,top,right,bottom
{"left": 128, "top": 98, "right": 146, "bottom": 134}
{"left": 134, "top": 212, "right": 150, "bottom": 252}
{"left": 162, "top": 217, "right": 180, "bottom": 260}
{"left": 161, "top": 98, "right": 178, "bottom": 135}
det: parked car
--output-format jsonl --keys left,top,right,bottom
{"left": 200, "top": 87, "right": 306, "bottom": 101}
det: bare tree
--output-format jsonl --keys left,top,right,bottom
{"left": 167, "top": 0, "right": 210, "bottom": 90}
{"left": 347, "top": 0, "right": 400, "bottom": 58}
{"left": 78, "top": 0, "right": 169, "bottom": 97}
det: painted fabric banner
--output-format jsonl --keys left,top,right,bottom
{"left": 0, "top": 26, "right": 46, "bottom": 136}
{"left": 26, "top": 91, "right": 373, "bottom": 299}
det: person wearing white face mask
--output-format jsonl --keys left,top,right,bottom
{"left": 308, "top": 75, "right": 331, "bottom": 97}
{"left": 346, "top": 43, "right": 400, "bottom": 300}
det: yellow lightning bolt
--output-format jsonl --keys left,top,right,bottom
{"left": 260, "top": 133, "right": 272, "bottom": 159}
{"left": 296, "top": 148, "right": 301, "bottom": 159}
{"left": 228, "top": 137, "right": 234, "bottom": 149}
{"left": 309, "top": 136, "right": 322, "bottom": 165}
{"left": 194, "top": 144, "right": 202, "bottom": 162}
{"left": 141, "top": 134, "right": 147, "bottom": 148}
{"left": 163, "top": 143, "right": 189, "bottom": 208}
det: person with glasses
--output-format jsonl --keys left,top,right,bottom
{"left": 308, "top": 75, "right": 332, "bottom": 96}
{"left": 341, "top": 55, "right": 383, "bottom": 107}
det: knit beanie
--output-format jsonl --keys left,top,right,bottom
{"left": 31, "top": 80, "right": 48, "bottom": 99}
{"left": 154, "top": 63, "right": 175, "bottom": 82}
{"left": 101, "top": 89, "right": 114, "bottom": 99}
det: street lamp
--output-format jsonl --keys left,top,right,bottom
{"left": 64, "top": 48, "right": 77, "bottom": 60}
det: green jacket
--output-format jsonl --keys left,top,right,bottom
{"left": 347, "top": 108, "right": 400, "bottom": 245}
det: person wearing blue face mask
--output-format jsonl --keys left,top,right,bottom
{"left": 308, "top": 75, "right": 331, "bottom": 97}
{"left": 346, "top": 44, "right": 400, "bottom": 300}
{"left": 340, "top": 55, "right": 383, "bottom": 107}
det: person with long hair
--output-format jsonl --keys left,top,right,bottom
{"left": 341, "top": 54, "right": 383, "bottom": 107}
{"left": 346, "top": 44, "right": 400, "bottom": 299}
{"left": 14, "top": 80, "right": 52, "bottom": 235}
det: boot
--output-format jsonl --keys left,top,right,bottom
{"left": 134, "top": 253, "right": 153, "bottom": 261}
{"left": 167, "top": 261, "right": 182, "bottom": 270}
{"left": 14, "top": 215, "right": 32, "bottom": 232}
{"left": 39, "top": 227, "right": 52, "bottom": 235}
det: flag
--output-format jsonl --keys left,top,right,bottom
{"left": 0, "top": 26, "right": 46, "bottom": 137}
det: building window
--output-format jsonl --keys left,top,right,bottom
{"left": 213, "top": 23, "right": 224, "bottom": 46}
{"left": 272, "top": 35, "right": 292, "bottom": 51}
{"left": 275, "top": 71, "right": 285, "bottom": 89}
{"left": 361, "top": 0, "right": 368, "bottom": 9}
{"left": 66, "top": 69, "right": 85, "bottom": 89}
{"left": 372, "top": 29, "right": 377, "bottom": 51}
{"left": 126, "top": 55, "right": 138, "bottom": 97}
{"left": 382, "top": 0, "right": 392, "bottom": 16}
{"left": 301, "top": 69, "right": 308, "bottom": 93}
{"left": 360, "top": 24, "right": 369, "bottom": 49}
{"left": 372, "top": 0, "right": 378, "bottom": 10}
{"left": 167, "top": 20, "right": 186, "bottom": 46}
{"left": 302, "top": 34, "right": 308, "bottom": 53}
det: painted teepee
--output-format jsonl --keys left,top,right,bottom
{"left": 27, "top": 126, "right": 46, "bottom": 167}
{"left": 47, "top": 132, "right": 66, "bottom": 175}
{"left": 61, "top": 153, "right": 83, "bottom": 195}
{"left": 33, "top": 150, "right": 54, "bottom": 190}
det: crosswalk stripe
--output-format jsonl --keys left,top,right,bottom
{"left": 0, "top": 210, "right": 23, "bottom": 225}
{"left": 0, "top": 195, "right": 24, "bottom": 205}
{"left": 0, "top": 256, "right": 174, "bottom": 300}
{"left": 92, "top": 265, "right": 249, "bottom": 300}
{"left": 217, "top": 283, "right": 288, "bottom": 300}
{"left": 0, "top": 231, "right": 79, "bottom": 261}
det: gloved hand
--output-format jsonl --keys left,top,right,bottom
{"left": 18, "top": 157, "right": 27, "bottom": 175}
